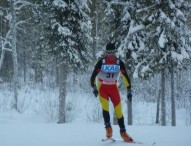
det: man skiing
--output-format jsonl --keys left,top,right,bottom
{"left": 90, "top": 43, "right": 133, "bottom": 142}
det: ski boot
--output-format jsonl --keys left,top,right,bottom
{"left": 120, "top": 131, "right": 133, "bottom": 142}
{"left": 105, "top": 126, "right": 112, "bottom": 139}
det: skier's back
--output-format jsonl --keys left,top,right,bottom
{"left": 90, "top": 43, "right": 133, "bottom": 142}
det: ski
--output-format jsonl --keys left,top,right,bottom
{"left": 102, "top": 138, "right": 156, "bottom": 145}
{"left": 102, "top": 138, "right": 141, "bottom": 144}
{"left": 102, "top": 138, "right": 116, "bottom": 142}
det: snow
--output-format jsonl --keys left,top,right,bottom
{"left": 57, "top": 25, "right": 72, "bottom": 36}
{"left": 171, "top": 48, "right": 189, "bottom": 62}
{"left": 128, "top": 23, "right": 145, "bottom": 36}
{"left": 1, "top": 0, "right": 191, "bottom": 145}
{"left": 176, "top": 9, "right": 185, "bottom": 21}
{"left": 53, "top": 0, "right": 68, "bottom": 9}
{"left": 0, "top": 83, "right": 190, "bottom": 146}
{"left": 158, "top": 31, "right": 166, "bottom": 49}
{"left": 141, "top": 65, "right": 151, "bottom": 76}
{"left": 0, "top": 10, "right": 3, "bottom": 16}
{"left": 121, "top": 11, "right": 130, "bottom": 22}
{"left": 0, "top": 111, "right": 190, "bottom": 146}
{"left": 0, "top": 82, "right": 191, "bottom": 146}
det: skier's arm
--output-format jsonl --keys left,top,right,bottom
{"left": 120, "top": 60, "right": 131, "bottom": 89}
{"left": 90, "top": 59, "right": 102, "bottom": 87}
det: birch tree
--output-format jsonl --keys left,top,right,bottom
{"left": 0, "top": 1, "right": 12, "bottom": 79}
{"left": 0, "top": 0, "right": 33, "bottom": 110}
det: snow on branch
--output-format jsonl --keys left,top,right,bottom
{"left": 102, "top": 0, "right": 126, "bottom": 6}
{"left": 128, "top": 24, "right": 145, "bottom": 36}
{"left": 109, "top": 0, "right": 126, "bottom": 6}
{"left": 53, "top": 0, "right": 68, "bottom": 9}
{"left": 52, "top": 20, "right": 71, "bottom": 36}
{"left": 0, "top": 38, "right": 12, "bottom": 51}
{"left": 16, "top": 19, "right": 31, "bottom": 27}
{"left": 171, "top": 48, "right": 190, "bottom": 62}
{"left": 158, "top": 31, "right": 166, "bottom": 48}
{"left": 133, "top": 58, "right": 147, "bottom": 78}
{"left": 136, "top": 4, "right": 157, "bottom": 13}
{"left": 14, "top": 0, "right": 33, "bottom": 11}
{"left": 0, "top": 6, "right": 7, "bottom": 12}
{"left": 0, "top": 33, "right": 12, "bottom": 71}
{"left": 0, "top": 29, "right": 12, "bottom": 51}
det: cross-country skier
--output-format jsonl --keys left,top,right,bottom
{"left": 90, "top": 43, "right": 133, "bottom": 142}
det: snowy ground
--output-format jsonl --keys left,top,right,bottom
{"left": 0, "top": 111, "right": 191, "bottom": 146}
{"left": 0, "top": 83, "right": 191, "bottom": 146}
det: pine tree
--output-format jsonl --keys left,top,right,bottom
{"left": 40, "top": 0, "right": 92, "bottom": 123}
{"left": 103, "top": 0, "right": 147, "bottom": 125}
{"left": 16, "top": 0, "right": 47, "bottom": 83}
{"left": 104, "top": 0, "right": 191, "bottom": 126}
{"left": 143, "top": 0, "right": 190, "bottom": 126}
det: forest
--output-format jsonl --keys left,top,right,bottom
{"left": 0, "top": 0, "right": 191, "bottom": 126}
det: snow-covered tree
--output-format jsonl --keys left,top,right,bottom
{"left": 103, "top": 0, "right": 147, "bottom": 125}
{"left": 89, "top": 0, "right": 111, "bottom": 60}
{"left": 128, "top": 0, "right": 191, "bottom": 126}
{"left": 41, "top": 0, "right": 92, "bottom": 123}
{"left": 103, "top": 0, "right": 191, "bottom": 126}
{"left": 0, "top": 1, "right": 13, "bottom": 81}
{"left": 124, "top": 0, "right": 191, "bottom": 79}
{"left": 0, "top": 0, "right": 33, "bottom": 111}
{"left": 15, "top": 0, "right": 47, "bottom": 83}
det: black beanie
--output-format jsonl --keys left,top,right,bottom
{"left": 106, "top": 43, "right": 116, "bottom": 52}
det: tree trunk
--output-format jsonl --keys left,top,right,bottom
{"left": 161, "top": 69, "right": 166, "bottom": 126}
{"left": 23, "top": 47, "right": 26, "bottom": 82}
{"left": 176, "top": 71, "right": 181, "bottom": 101}
{"left": 58, "top": 56, "right": 67, "bottom": 123}
{"left": 55, "top": 56, "right": 59, "bottom": 87}
{"left": 156, "top": 89, "right": 161, "bottom": 124}
{"left": 34, "top": 46, "right": 43, "bottom": 83}
{"left": 11, "top": 0, "right": 19, "bottom": 111}
{"left": 170, "top": 66, "right": 176, "bottom": 126}
{"left": 127, "top": 101, "right": 133, "bottom": 125}
{"left": 189, "top": 65, "right": 191, "bottom": 125}
{"left": 0, "top": 49, "right": 5, "bottom": 72}
{"left": 189, "top": 90, "right": 191, "bottom": 125}
{"left": 126, "top": 51, "right": 133, "bottom": 125}
{"left": 113, "top": 111, "right": 118, "bottom": 125}
{"left": 0, "top": 14, "right": 4, "bottom": 72}
{"left": 90, "top": 0, "right": 98, "bottom": 60}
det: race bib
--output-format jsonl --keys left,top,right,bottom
{"left": 101, "top": 65, "right": 120, "bottom": 72}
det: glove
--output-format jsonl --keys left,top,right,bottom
{"left": 92, "top": 86, "right": 98, "bottom": 97}
{"left": 127, "top": 88, "right": 132, "bottom": 102}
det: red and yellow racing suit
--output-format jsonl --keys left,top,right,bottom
{"left": 90, "top": 56, "right": 131, "bottom": 130}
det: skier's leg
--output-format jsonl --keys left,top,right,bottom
{"left": 102, "top": 109, "right": 110, "bottom": 127}
{"left": 98, "top": 83, "right": 112, "bottom": 138}
{"left": 109, "top": 85, "right": 125, "bottom": 129}
{"left": 109, "top": 85, "right": 133, "bottom": 142}
{"left": 98, "top": 83, "right": 110, "bottom": 125}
